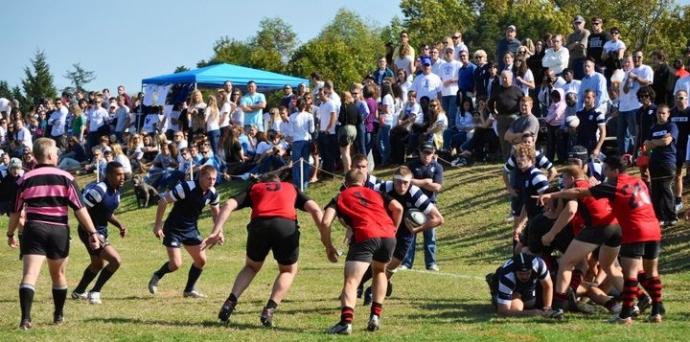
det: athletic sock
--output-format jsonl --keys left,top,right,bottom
{"left": 52, "top": 287, "right": 68, "bottom": 317}
{"left": 19, "top": 284, "right": 35, "bottom": 321}
{"left": 553, "top": 292, "right": 568, "bottom": 311}
{"left": 184, "top": 265, "right": 203, "bottom": 292}
{"left": 675, "top": 197, "right": 682, "bottom": 205}
{"left": 645, "top": 276, "right": 664, "bottom": 315}
{"left": 154, "top": 262, "right": 173, "bottom": 279}
{"left": 359, "top": 265, "right": 373, "bottom": 288}
{"left": 570, "top": 270, "right": 583, "bottom": 292}
{"left": 265, "top": 299, "right": 278, "bottom": 310}
{"left": 74, "top": 267, "right": 99, "bottom": 294}
{"left": 91, "top": 267, "right": 116, "bottom": 292}
{"left": 637, "top": 271, "right": 648, "bottom": 299}
{"left": 340, "top": 306, "right": 354, "bottom": 324}
{"left": 620, "top": 278, "right": 638, "bottom": 319}
{"left": 371, "top": 302, "right": 383, "bottom": 317}
{"left": 604, "top": 298, "right": 619, "bottom": 311}
{"left": 227, "top": 293, "right": 239, "bottom": 304}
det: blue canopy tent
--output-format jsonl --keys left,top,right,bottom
{"left": 141, "top": 63, "right": 308, "bottom": 90}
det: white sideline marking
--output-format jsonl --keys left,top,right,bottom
{"left": 404, "top": 268, "right": 484, "bottom": 280}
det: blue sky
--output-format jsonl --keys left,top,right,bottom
{"left": 3, "top": 0, "right": 689, "bottom": 94}
{"left": 1, "top": 0, "right": 401, "bottom": 93}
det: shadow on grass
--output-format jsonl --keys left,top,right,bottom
{"left": 659, "top": 223, "right": 690, "bottom": 274}
{"left": 84, "top": 317, "right": 307, "bottom": 333}
{"left": 407, "top": 301, "right": 494, "bottom": 323}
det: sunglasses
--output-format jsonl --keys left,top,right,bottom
{"left": 452, "top": 36, "right": 460, "bottom": 39}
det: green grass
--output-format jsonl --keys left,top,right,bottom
{"left": 1, "top": 163, "right": 689, "bottom": 341}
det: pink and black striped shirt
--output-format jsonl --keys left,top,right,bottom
{"left": 12, "top": 165, "right": 84, "bottom": 226}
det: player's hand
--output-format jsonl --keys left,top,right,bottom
{"left": 153, "top": 225, "right": 165, "bottom": 240}
{"left": 119, "top": 226, "right": 127, "bottom": 238}
{"left": 7, "top": 235, "right": 18, "bottom": 248}
{"left": 541, "top": 232, "right": 555, "bottom": 246}
{"left": 532, "top": 194, "right": 551, "bottom": 206}
{"left": 325, "top": 245, "right": 339, "bottom": 263}
{"left": 512, "top": 228, "right": 522, "bottom": 242}
{"left": 89, "top": 233, "right": 101, "bottom": 250}
{"left": 202, "top": 233, "right": 224, "bottom": 250}
{"left": 404, "top": 219, "right": 419, "bottom": 234}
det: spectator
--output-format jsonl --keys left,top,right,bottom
{"left": 636, "top": 86, "right": 657, "bottom": 182}
{"left": 504, "top": 96, "right": 540, "bottom": 146}
{"left": 373, "top": 55, "right": 394, "bottom": 86}
{"left": 561, "top": 68, "right": 581, "bottom": 95}
{"left": 587, "top": 17, "right": 610, "bottom": 73}
{"left": 473, "top": 50, "right": 491, "bottom": 99}
{"left": 602, "top": 27, "right": 626, "bottom": 80}
{"left": 651, "top": 50, "right": 675, "bottom": 106}
{"left": 578, "top": 59, "right": 610, "bottom": 112}
{"left": 111, "top": 143, "right": 132, "bottom": 179}
{"left": 670, "top": 90, "right": 689, "bottom": 212}
{"left": 338, "top": 91, "right": 359, "bottom": 171}
{"left": 439, "top": 47, "right": 461, "bottom": 121}
{"left": 85, "top": 93, "right": 109, "bottom": 155}
{"left": 566, "top": 15, "right": 590, "bottom": 79}
{"left": 113, "top": 95, "right": 130, "bottom": 143}
{"left": 497, "top": 25, "right": 521, "bottom": 70}
{"left": 575, "top": 89, "right": 607, "bottom": 157}
{"left": 489, "top": 70, "right": 524, "bottom": 159}
{"left": 393, "top": 31, "right": 416, "bottom": 76}
{"left": 542, "top": 34, "right": 570, "bottom": 75}
{"left": 290, "top": 97, "right": 315, "bottom": 189}
{"left": 452, "top": 31, "right": 468, "bottom": 60}
{"left": 240, "top": 81, "right": 267, "bottom": 132}
{"left": 57, "top": 136, "right": 87, "bottom": 171}
{"left": 544, "top": 88, "right": 567, "bottom": 162}
{"left": 426, "top": 99, "right": 448, "bottom": 150}
{"left": 317, "top": 87, "right": 338, "bottom": 174}
{"left": 515, "top": 57, "right": 536, "bottom": 96}
{"left": 205, "top": 95, "right": 221, "bottom": 156}
{"left": 410, "top": 56, "right": 443, "bottom": 101}
{"left": 280, "top": 84, "right": 294, "bottom": 110}
{"left": 48, "top": 98, "right": 68, "bottom": 148}
{"left": 378, "top": 82, "right": 395, "bottom": 165}
{"left": 644, "top": 105, "right": 678, "bottom": 224}
{"left": 457, "top": 50, "right": 477, "bottom": 103}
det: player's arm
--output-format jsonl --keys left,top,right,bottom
{"left": 540, "top": 276, "right": 554, "bottom": 310}
{"left": 153, "top": 191, "right": 175, "bottom": 239}
{"left": 206, "top": 198, "right": 238, "bottom": 243}
{"left": 388, "top": 198, "right": 404, "bottom": 229}
{"left": 108, "top": 214, "right": 127, "bottom": 238}
{"left": 542, "top": 200, "right": 577, "bottom": 246}
{"left": 502, "top": 170, "right": 517, "bottom": 196}
{"left": 547, "top": 165, "right": 558, "bottom": 181}
{"left": 592, "top": 123, "right": 606, "bottom": 157}
{"left": 534, "top": 187, "right": 591, "bottom": 206}
{"left": 74, "top": 207, "right": 101, "bottom": 250}
{"left": 410, "top": 178, "right": 442, "bottom": 193}
{"left": 411, "top": 205, "right": 444, "bottom": 234}
{"left": 319, "top": 204, "right": 339, "bottom": 263}
{"left": 6, "top": 211, "right": 21, "bottom": 248}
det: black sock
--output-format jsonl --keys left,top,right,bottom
{"left": 154, "top": 262, "right": 172, "bottom": 279}
{"left": 227, "top": 293, "right": 238, "bottom": 303}
{"left": 359, "top": 265, "right": 373, "bottom": 288}
{"left": 265, "top": 299, "right": 278, "bottom": 310}
{"left": 52, "top": 287, "right": 68, "bottom": 317}
{"left": 91, "top": 267, "right": 116, "bottom": 292}
{"left": 74, "top": 267, "right": 99, "bottom": 294}
{"left": 675, "top": 197, "right": 682, "bottom": 205}
{"left": 184, "top": 265, "right": 203, "bottom": 292}
{"left": 19, "top": 284, "right": 35, "bottom": 321}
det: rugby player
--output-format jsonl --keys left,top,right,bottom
{"left": 488, "top": 253, "right": 553, "bottom": 317}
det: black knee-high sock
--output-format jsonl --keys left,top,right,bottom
{"left": 154, "top": 262, "right": 173, "bottom": 278}
{"left": 52, "top": 287, "right": 68, "bottom": 316}
{"left": 184, "top": 265, "right": 203, "bottom": 292}
{"left": 359, "top": 265, "right": 373, "bottom": 288}
{"left": 226, "top": 293, "right": 238, "bottom": 303}
{"left": 19, "top": 284, "right": 35, "bottom": 321}
{"left": 265, "top": 299, "right": 278, "bottom": 310}
{"left": 74, "top": 267, "right": 99, "bottom": 294}
{"left": 91, "top": 267, "right": 116, "bottom": 292}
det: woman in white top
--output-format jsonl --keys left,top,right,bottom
{"left": 289, "top": 97, "right": 315, "bottom": 189}
{"left": 218, "top": 90, "right": 234, "bottom": 146}
{"left": 205, "top": 95, "right": 221, "bottom": 156}
{"left": 515, "top": 57, "right": 535, "bottom": 96}
{"left": 229, "top": 90, "right": 244, "bottom": 127}
{"left": 426, "top": 99, "right": 449, "bottom": 150}
{"left": 188, "top": 90, "right": 207, "bottom": 142}
{"left": 396, "top": 69, "right": 413, "bottom": 97}
{"left": 111, "top": 143, "right": 133, "bottom": 179}
{"left": 378, "top": 81, "right": 395, "bottom": 165}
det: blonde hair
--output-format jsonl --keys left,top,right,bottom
{"left": 111, "top": 143, "right": 124, "bottom": 156}
{"left": 207, "top": 96, "right": 219, "bottom": 123}
{"left": 33, "top": 137, "right": 56, "bottom": 161}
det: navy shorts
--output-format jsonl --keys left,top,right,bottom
{"left": 78, "top": 225, "right": 110, "bottom": 256}
{"left": 163, "top": 226, "right": 202, "bottom": 248}
{"left": 393, "top": 224, "right": 414, "bottom": 260}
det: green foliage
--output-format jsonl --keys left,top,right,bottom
{"left": 21, "top": 49, "right": 57, "bottom": 107}
{"left": 174, "top": 65, "right": 190, "bottom": 73}
{"left": 0, "top": 81, "right": 12, "bottom": 100}
{"left": 400, "top": 0, "right": 476, "bottom": 46}
{"left": 11, "top": 86, "right": 27, "bottom": 113}
{"left": 288, "top": 8, "right": 384, "bottom": 91}
{"left": 64, "top": 63, "right": 96, "bottom": 92}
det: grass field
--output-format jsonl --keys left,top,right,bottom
{"left": 1, "top": 163, "right": 689, "bottom": 341}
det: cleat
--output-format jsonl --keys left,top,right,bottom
{"left": 648, "top": 314, "right": 662, "bottom": 323}
{"left": 637, "top": 295, "right": 652, "bottom": 314}
{"left": 608, "top": 301, "right": 622, "bottom": 315}
{"left": 327, "top": 322, "right": 352, "bottom": 335}
{"left": 356, "top": 286, "right": 363, "bottom": 299}
{"left": 71, "top": 291, "right": 87, "bottom": 300}
{"left": 88, "top": 291, "right": 102, "bottom": 304}
{"left": 546, "top": 308, "right": 564, "bottom": 320}
{"left": 675, "top": 202, "right": 683, "bottom": 214}
{"left": 386, "top": 281, "right": 393, "bottom": 298}
{"left": 218, "top": 299, "right": 237, "bottom": 323}
{"left": 183, "top": 289, "right": 207, "bottom": 298}
{"left": 567, "top": 288, "right": 578, "bottom": 311}
{"left": 53, "top": 313, "right": 64, "bottom": 325}
{"left": 260, "top": 307, "right": 275, "bottom": 328}
{"left": 367, "top": 314, "right": 380, "bottom": 331}
{"left": 148, "top": 273, "right": 160, "bottom": 294}
{"left": 363, "top": 287, "right": 373, "bottom": 306}
{"left": 397, "top": 265, "right": 409, "bottom": 271}
{"left": 427, "top": 264, "right": 440, "bottom": 272}
{"left": 632, "top": 305, "right": 640, "bottom": 318}
{"left": 608, "top": 315, "right": 633, "bottom": 325}
{"left": 19, "top": 319, "right": 32, "bottom": 330}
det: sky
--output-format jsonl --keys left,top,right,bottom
{"left": 1, "top": 0, "right": 401, "bottom": 93}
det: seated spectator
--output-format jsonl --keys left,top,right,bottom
{"left": 111, "top": 143, "right": 132, "bottom": 179}
{"left": 57, "top": 136, "right": 88, "bottom": 171}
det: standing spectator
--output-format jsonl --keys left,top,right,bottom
{"left": 473, "top": 50, "right": 491, "bottom": 99}
{"left": 497, "top": 25, "right": 521, "bottom": 70}
{"left": 6, "top": 138, "right": 101, "bottom": 330}
{"left": 317, "top": 88, "right": 338, "bottom": 174}
{"left": 587, "top": 17, "right": 610, "bottom": 74}
{"left": 410, "top": 56, "right": 443, "bottom": 101}
{"left": 515, "top": 57, "right": 536, "bottom": 96}
{"left": 439, "top": 47, "right": 461, "bottom": 122}
{"left": 290, "top": 97, "right": 315, "bottom": 190}
{"left": 378, "top": 82, "right": 395, "bottom": 165}
{"left": 566, "top": 15, "right": 590, "bottom": 79}
{"left": 48, "top": 98, "right": 68, "bottom": 148}
{"left": 644, "top": 105, "right": 678, "bottom": 224}
{"left": 113, "top": 95, "right": 130, "bottom": 143}
{"left": 218, "top": 90, "right": 234, "bottom": 145}
{"left": 561, "top": 68, "right": 581, "bottom": 95}
{"left": 670, "top": 90, "right": 690, "bottom": 212}
{"left": 373, "top": 56, "right": 394, "bottom": 86}
{"left": 229, "top": 89, "right": 244, "bottom": 127}
{"left": 426, "top": 99, "right": 449, "bottom": 150}
{"left": 430, "top": 46, "right": 444, "bottom": 77}
{"left": 618, "top": 53, "right": 653, "bottom": 154}
{"left": 542, "top": 34, "right": 570, "bottom": 76}
{"left": 116, "top": 85, "right": 131, "bottom": 108}
{"left": 338, "top": 92, "right": 359, "bottom": 172}
{"left": 240, "top": 81, "right": 267, "bottom": 132}
{"left": 528, "top": 40, "right": 547, "bottom": 87}
{"left": 575, "top": 89, "right": 607, "bottom": 157}
{"left": 86, "top": 94, "right": 109, "bottom": 156}
{"left": 490, "top": 70, "right": 524, "bottom": 159}
{"left": 452, "top": 31, "right": 468, "bottom": 60}
{"left": 578, "top": 59, "right": 610, "bottom": 112}
{"left": 602, "top": 27, "right": 626, "bottom": 81}
{"left": 544, "top": 88, "right": 567, "bottom": 162}
{"left": 280, "top": 84, "right": 294, "bottom": 110}
{"left": 457, "top": 50, "right": 477, "bottom": 103}
{"left": 651, "top": 50, "right": 676, "bottom": 106}
{"left": 504, "top": 96, "right": 540, "bottom": 146}
{"left": 635, "top": 86, "right": 657, "bottom": 182}
{"left": 15, "top": 118, "right": 33, "bottom": 153}
{"left": 402, "top": 142, "right": 443, "bottom": 271}
{"left": 393, "top": 31, "right": 415, "bottom": 77}
{"left": 205, "top": 96, "right": 221, "bottom": 156}
{"left": 396, "top": 69, "right": 412, "bottom": 99}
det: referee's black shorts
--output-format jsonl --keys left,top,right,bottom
{"left": 246, "top": 217, "right": 300, "bottom": 265}
{"left": 20, "top": 221, "right": 70, "bottom": 259}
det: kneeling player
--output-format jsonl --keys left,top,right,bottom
{"left": 148, "top": 165, "right": 221, "bottom": 298}
{"left": 488, "top": 253, "right": 553, "bottom": 316}
{"left": 321, "top": 170, "right": 403, "bottom": 334}
{"left": 72, "top": 162, "right": 127, "bottom": 304}
{"left": 205, "top": 174, "right": 330, "bottom": 327}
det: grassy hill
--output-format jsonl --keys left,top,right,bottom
{"left": 1, "top": 163, "right": 689, "bottom": 341}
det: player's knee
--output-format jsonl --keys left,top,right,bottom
{"left": 194, "top": 258, "right": 206, "bottom": 269}
{"left": 169, "top": 260, "right": 182, "bottom": 271}
{"left": 109, "top": 256, "right": 122, "bottom": 270}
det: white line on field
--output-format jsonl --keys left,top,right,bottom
{"left": 402, "top": 268, "right": 484, "bottom": 280}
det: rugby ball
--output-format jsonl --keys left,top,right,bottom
{"left": 566, "top": 115, "right": 580, "bottom": 128}
{"left": 405, "top": 208, "right": 428, "bottom": 228}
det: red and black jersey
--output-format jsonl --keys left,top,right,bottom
{"left": 233, "top": 181, "right": 310, "bottom": 220}
{"left": 589, "top": 173, "right": 661, "bottom": 243}
{"left": 572, "top": 179, "right": 617, "bottom": 228}
{"left": 326, "top": 186, "right": 397, "bottom": 243}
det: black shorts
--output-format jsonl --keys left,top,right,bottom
{"left": 78, "top": 225, "right": 110, "bottom": 256}
{"left": 575, "top": 224, "right": 622, "bottom": 248}
{"left": 346, "top": 237, "right": 396, "bottom": 263}
{"left": 163, "top": 227, "right": 203, "bottom": 248}
{"left": 393, "top": 224, "right": 414, "bottom": 260}
{"left": 526, "top": 214, "right": 574, "bottom": 255}
{"left": 246, "top": 217, "right": 300, "bottom": 265}
{"left": 20, "top": 222, "right": 70, "bottom": 259}
{"left": 619, "top": 241, "right": 661, "bottom": 259}
{"left": 510, "top": 196, "right": 523, "bottom": 217}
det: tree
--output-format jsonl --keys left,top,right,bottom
{"left": 174, "top": 65, "right": 190, "bottom": 73}
{"left": 64, "top": 63, "right": 96, "bottom": 91}
{"left": 400, "top": 0, "right": 476, "bottom": 46}
{"left": 11, "top": 86, "right": 27, "bottom": 113}
{"left": 21, "top": 50, "right": 57, "bottom": 106}
{"left": 0, "top": 81, "right": 12, "bottom": 100}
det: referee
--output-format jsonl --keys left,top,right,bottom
{"left": 6, "top": 138, "right": 101, "bottom": 330}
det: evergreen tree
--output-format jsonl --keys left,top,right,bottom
{"left": 64, "top": 63, "right": 96, "bottom": 91}
{"left": 22, "top": 50, "right": 57, "bottom": 106}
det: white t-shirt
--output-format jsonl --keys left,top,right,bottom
{"left": 516, "top": 69, "right": 535, "bottom": 96}
{"left": 289, "top": 111, "right": 314, "bottom": 142}
{"left": 380, "top": 94, "right": 395, "bottom": 126}
{"left": 318, "top": 100, "right": 337, "bottom": 134}
{"left": 115, "top": 154, "right": 132, "bottom": 174}
{"left": 49, "top": 106, "right": 68, "bottom": 136}
{"left": 205, "top": 107, "right": 220, "bottom": 131}
{"left": 219, "top": 101, "right": 233, "bottom": 128}
{"left": 114, "top": 106, "right": 130, "bottom": 133}
{"left": 603, "top": 40, "right": 626, "bottom": 53}
{"left": 87, "top": 107, "right": 109, "bottom": 131}
{"left": 395, "top": 56, "right": 414, "bottom": 76}
{"left": 17, "top": 126, "right": 32, "bottom": 149}
{"left": 438, "top": 60, "right": 461, "bottom": 97}
{"left": 410, "top": 73, "right": 443, "bottom": 101}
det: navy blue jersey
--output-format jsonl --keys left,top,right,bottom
{"left": 496, "top": 255, "right": 549, "bottom": 306}
{"left": 164, "top": 180, "right": 220, "bottom": 230}
{"left": 407, "top": 159, "right": 443, "bottom": 203}
{"left": 515, "top": 166, "right": 550, "bottom": 218}
{"left": 82, "top": 181, "right": 121, "bottom": 232}
{"left": 648, "top": 121, "right": 678, "bottom": 165}
{"left": 670, "top": 107, "right": 690, "bottom": 149}
{"left": 504, "top": 150, "right": 554, "bottom": 173}
{"left": 576, "top": 108, "right": 606, "bottom": 153}
{"left": 373, "top": 181, "right": 435, "bottom": 215}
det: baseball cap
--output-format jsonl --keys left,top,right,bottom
{"left": 420, "top": 142, "right": 436, "bottom": 153}
{"left": 568, "top": 145, "right": 588, "bottom": 164}
{"left": 506, "top": 25, "right": 516, "bottom": 32}
{"left": 9, "top": 158, "right": 22, "bottom": 169}
{"left": 420, "top": 56, "right": 432, "bottom": 66}
{"left": 573, "top": 15, "right": 585, "bottom": 23}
